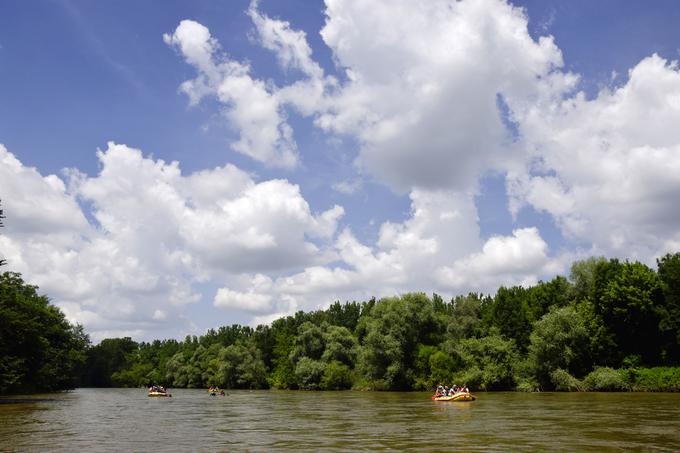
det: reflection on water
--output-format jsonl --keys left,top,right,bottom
{"left": 1, "top": 389, "right": 679, "bottom": 451}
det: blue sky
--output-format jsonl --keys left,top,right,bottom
{"left": 2, "top": 0, "right": 680, "bottom": 341}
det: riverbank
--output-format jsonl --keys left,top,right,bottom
{"left": 76, "top": 365, "right": 680, "bottom": 394}
{"left": 317, "top": 366, "right": 680, "bottom": 393}
{"left": 537, "top": 366, "right": 680, "bottom": 393}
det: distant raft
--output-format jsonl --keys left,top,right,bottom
{"left": 432, "top": 392, "right": 476, "bottom": 402}
{"left": 208, "top": 387, "right": 226, "bottom": 396}
{"left": 148, "top": 391, "right": 172, "bottom": 397}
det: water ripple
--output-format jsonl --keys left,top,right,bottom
{"left": 1, "top": 390, "right": 680, "bottom": 451}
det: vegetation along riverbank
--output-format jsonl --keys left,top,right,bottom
{"left": 1, "top": 253, "right": 680, "bottom": 394}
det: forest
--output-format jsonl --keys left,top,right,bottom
{"left": 2, "top": 253, "right": 680, "bottom": 394}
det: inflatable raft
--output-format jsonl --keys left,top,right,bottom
{"left": 148, "top": 391, "right": 171, "bottom": 397}
{"left": 432, "top": 392, "right": 475, "bottom": 402}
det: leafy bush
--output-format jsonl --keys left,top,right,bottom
{"left": 320, "top": 360, "right": 353, "bottom": 390}
{"left": 629, "top": 367, "right": 680, "bottom": 392}
{"left": 583, "top": 367, "right": 628, "bottom": 391}
{"left": 294, "top": 357, "right": 325, "bottom": 390}
{"left": 550, "top": 369, "right": 583, "bottom": 391}
{"left": 515, "top": 378, "right": 539, "bottom": 393}
{"left": 512, "top": 358, "right": 539, "bottom": 392}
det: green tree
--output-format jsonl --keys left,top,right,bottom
{"left": 453, "top": 335, "right": 519, "bottom": 390}
{"left": 413, "top": 344, "right": 437, "bottom": 389}
{"left": 200, "top": 343, "right": 223, "bottom": 386}
{"left": 357, "top": 293, "right": 442, "bottom": 389}
{"left": 294, "top": 357, "right": 326, "bottom": 390}
{"left": 657, "top": 253, "right": 680, "bottom": 363}
{"left": 268, "top": 316, "right": 298, "bottom": 389}
{"left": 446, "top": 293, "right": 485, "bottom": 342}
{"left": 165, "top": 351, "right": 188, "bottom": 387}
{"left": 111, "top": 361, "right": 154, "bottom": 387}
{"left": 288, "top": 322, "right": 358, "bottom": 389}
{"left": 290, "top": 321, "right": 325, "bottom": 362}
{"left": 570, "top": 258, "right": 622, "bottom": 366}
{"left": 325, "top": 301, "right": 362, "bottom": 332}
{"left": 527, "top": 306, "right": 590, "bottom": 389}
{"left": 487, "top": 286, "right": 533, "bottom": 352}
{"left": 569, "top": 257, "right": 607, "bottom": 301}
{"left": 252, "top": 324, "right": 276, "bottom": 370}
{"left": 217, "top": 341, "right": 268, "bottom": 389}
{"left": 412, "top": 345, "right": 458, "bottom": 390}
{"left": 526, "top": 276, "right": 571, "bottom": 320}
{"left": 136, "top": 339, "right": 180, "bottom": 386}
{"left": 599, "top": 261, "right": 663, "bottom": 365}
{"left": 1, "top": 272, "right": 89, "bottom": 393}
{"left": 320, "top": 360, "right": 353, "bottom": 390}
{"left": 321, "top": 324, "right": 357, "bottom": 366}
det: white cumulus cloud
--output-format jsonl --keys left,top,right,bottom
{"left": 509, "top": 54, "right": 680, "bottom": 261}
{"left": 7, "top": 0, "right": 680, "bottom": 340}
{"left": 164, "top": 20, "right": 298, "bottom": 168}
{"left": 214, "top": 190, "right": 560, "bottom": 320}
{"left": 436, "top": 227, "right": 554, "bottom": 289}
{"left": 0, "top": 142, "right": 344, "bottom": 339}
{"left": 315, "top": 0, "right": 566, "bottom": 192}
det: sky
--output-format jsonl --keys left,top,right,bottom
{"left": 2, "top": 0, "right": 680, "bottom": 342}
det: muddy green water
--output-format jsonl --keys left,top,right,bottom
{"left": 1, "top": 389, "right": 679, "bottom": 451}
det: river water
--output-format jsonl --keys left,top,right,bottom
{"left": 1, "top": 389, "right": 679, "bottom": 451}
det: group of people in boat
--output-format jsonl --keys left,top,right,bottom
{"left": 434, "top": 383, "right": 469, "bottom": 397}
{"left": 148, "top": 385, "right": 167, "bottom": 393}
{"left": 208, "top": 386, "right": 226, "bottom": 396}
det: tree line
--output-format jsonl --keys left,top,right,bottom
{"left": 79, "top": 253, "right": 680, "bottom": 392}
{"left": 1, "top": 252, "right": 680, "bottom": 394}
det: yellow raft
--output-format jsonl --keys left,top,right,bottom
{"left": 148, "top": 391, "right": 171, "bottom": 397}
{"left": 433, "top": 392, "right": 476, "bottom": 402}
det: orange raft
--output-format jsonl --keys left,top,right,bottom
{"left": 432, "top": 392, "right": 476, "bottom": 402}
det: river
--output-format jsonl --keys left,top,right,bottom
{"left": 1, "top": 389, "right": 679, "bottom": 451}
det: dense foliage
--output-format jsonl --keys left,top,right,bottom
{"left": 80, "top": 254, "right": 680, "bottom": 392}
{"left": 0, "top": 272, "right": 89, "bottom": 394}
